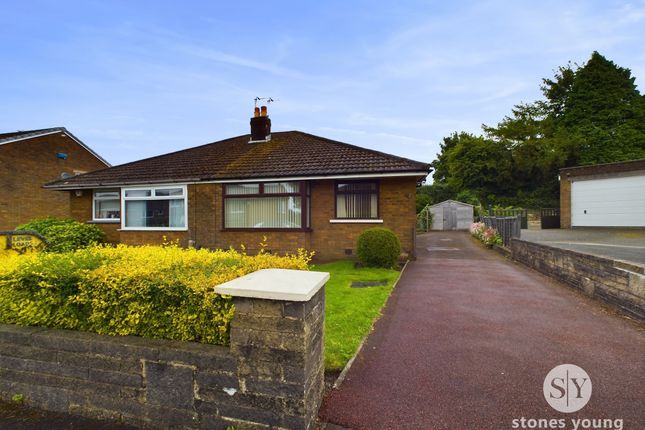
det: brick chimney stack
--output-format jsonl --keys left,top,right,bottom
{"left": 250, "top": 105, "right": 271, "bottom": 142}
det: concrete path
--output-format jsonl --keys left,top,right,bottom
{"left": 319, "top": 231, "right": 644, "bottom": 430}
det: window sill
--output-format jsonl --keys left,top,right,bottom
{"left": 118, "top": 227, "right": 188, "bottom": 232}
{"left": 87, "top": 220, "right": 120, "bottom": 224}
{"left": 221, "top": 228, "right": 312, "bottom": 232}
{"left": 329, "top": 219, "right": 383, "bottom": 224}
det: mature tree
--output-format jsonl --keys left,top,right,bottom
{"left": 432, "top": 132, "right": 512, "bottom": 206}
{"left": 415, "top": 182, "right": 456, "bottom": 212}
{"left": 558, "top": 52, "right": 645, "bottom": 164}
{"left": 433, "top": 52, "right": 644, "bottom": 208}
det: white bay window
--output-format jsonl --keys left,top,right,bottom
{"left": 122, "top": 185, "right": 187, "bottom": 230}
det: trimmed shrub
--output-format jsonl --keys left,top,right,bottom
{"left": 16, "top": 217, "right": 105, "bottom": 252}
{"left": 356, "top": 227, "right": 401, "bottom": 268}
{"left": 0, "top": 244, "right": 313, "bottom": 345}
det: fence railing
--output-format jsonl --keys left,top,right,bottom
{"left": 481, "top": 216, "right": 521, "bottom": 247}
{"left": 416, "top": 204, "right": 433, "bottom": 232}
{"left": 487, "top": 209, "right": 528, "bottom": 229}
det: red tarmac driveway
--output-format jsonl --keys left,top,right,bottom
{"left": 319, "top": 231, "right": 644, "bottom": 430}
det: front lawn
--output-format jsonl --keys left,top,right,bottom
{"left": 313, "top": 260, "right": 401, "bottom": 370}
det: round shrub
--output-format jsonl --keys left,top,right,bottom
{"left": 16, "top": 217, "right": 105, "bottom": 253}
{"left": 357, "top": 227, "right": 401, "bottom": 268}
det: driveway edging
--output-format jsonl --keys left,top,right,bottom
{"left": 331, "top": 259, "right": 410, "bottom": 390}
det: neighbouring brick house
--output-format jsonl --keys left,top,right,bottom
{"left": 0, "top": 127, "right": 110, "bottom": 231}
{"left": 560, "top": 159, "right": 645, "bottom": 228}
{"left": 45, "top": 108, "right": 430, "bottom": 260}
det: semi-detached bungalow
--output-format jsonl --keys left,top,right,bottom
{"left": 45, "top": 107, "right": 431, "bottom": 261}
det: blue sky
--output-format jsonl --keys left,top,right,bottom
{"left": 1, "top": 0, "right": 643, "bottom": 169}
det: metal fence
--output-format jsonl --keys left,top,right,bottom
{"left": 481, "top": 216, "right": 521, "bottom": 247}
{"left": 487, "top": 209, "right": 528, "bottom": 229}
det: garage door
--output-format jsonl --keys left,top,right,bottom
{"left": 571, "top": 175, "right": 645, "bottom": 227}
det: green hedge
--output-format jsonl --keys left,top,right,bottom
{"left": 0, "top": 245, "right": 312, "bottom": 345}
{"left": 356, "top": 227, "right": 401, "bottom": 268}
{"left": 16, "top": 217, "right": 105, "bottom": 252}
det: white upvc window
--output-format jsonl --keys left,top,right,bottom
{"left": 121, "top": 185, "right": 188, "bottom": 231}
{"left": 93, "top": 189, "right": 121, "bottom": 221}
{"left": 223, "top": 181, "right": 309, "bottom": 229}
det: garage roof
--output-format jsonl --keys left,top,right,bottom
{"left": 560, "top": 159, "right": 645, "bottom": 178}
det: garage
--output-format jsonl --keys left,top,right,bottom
{"left": 572, "top": 175, "right": 645, "bottom": 227}
{"left": 428, "top": 200, "right": 474, "bottom": 230}
{"left": 561, "top": 159, "right": 645, "bottom": 228}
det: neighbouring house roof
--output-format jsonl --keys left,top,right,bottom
{"left": 560, "top": 158, "right": 645, "bottom": 178}
{"left": 0, "top": 127, "right": 111, "bottom": 167}
{"left": 45, "top": 131, "right": 431, "bottom": 189}
{"left": 429, "top": 199, "right": 474, "bottom": 208}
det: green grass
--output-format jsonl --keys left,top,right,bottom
{"left": 311, "top": 260, "right": 401, "bottom": 371}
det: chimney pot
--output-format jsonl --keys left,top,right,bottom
{"left": 254, "top": 107, "right": 260, "bottom": 117}
{"left": 260, "top": 105, "right": 268, "bottom": 117}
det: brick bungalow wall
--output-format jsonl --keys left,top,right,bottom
{"left": 69, "top": 177, "right": 418, "bottom": 261}
{"left": 0, "top": 134, "right": 107, "bottom": 230}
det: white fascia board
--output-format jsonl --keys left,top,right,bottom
{"left": 62, "top": 130, "right": 112, "bottom": 167}
{"left": 0, "top": 129, "right": 62, "bottom": 145}
{"left": 205, "top": 171, "right": 429, "bottom": 183}
{"left": 45, "top": 171, "right": 429, "bottom": 190}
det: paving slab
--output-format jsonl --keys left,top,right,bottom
{"left": 319, "top": 231, "right": 645, "bottom": 430}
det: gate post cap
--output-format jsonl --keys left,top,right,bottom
{"left": 214, "top": 269, "right": 329, "bottom": 302}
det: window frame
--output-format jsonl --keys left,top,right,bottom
{"left": 92, "top": 189, "right": 121, "bottom": 222}
{"left": 120, "top": 184, "right": 188, "bottom": 231}
{"left": 334, "top": 179, "right": 380, "bottom": 220}
{"left": 222, "top": 181, "right": 310, "bottom": 231}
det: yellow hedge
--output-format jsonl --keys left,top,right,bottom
{"left": 0, "top": 244, "right": 312, "bottom": 345}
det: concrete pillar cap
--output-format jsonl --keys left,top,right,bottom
{"left": 214, "top": 269, "right": 329, "bottom": 302}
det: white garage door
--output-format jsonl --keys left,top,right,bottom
{"left": 571, "top": 175, "right": 645, "bottom": 227}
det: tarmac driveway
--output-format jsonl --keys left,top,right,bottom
{"left": 319, "top": 231, "right": 644, "bottom": 430}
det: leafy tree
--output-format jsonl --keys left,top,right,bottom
{"left": 432, "top": 133, "right": 513, "bottom": 206}
{"left": 559, "top": 52, "right": 645, "bottom": 164}
{"left": 434, "top": 52, "right": 645, "bottom": 208}
{"left": 416, "top": 187, "right": 431, "bottom": 213}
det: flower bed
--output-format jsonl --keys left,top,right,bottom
{"left": 0, "top": 244, "right": 312, "bottom": 345}
{"left": 469, "top": 222, "right": 502, "bottom": 247}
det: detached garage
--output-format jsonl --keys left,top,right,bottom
{"left": 560, "top": 159, "right": 645, "bottom": 228}
{"left": 429, "top": 200, "right": 474, "bottom": 230}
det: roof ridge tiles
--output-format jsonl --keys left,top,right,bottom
{"left": 45, "top": 130, "right": 431, "bottom": 189}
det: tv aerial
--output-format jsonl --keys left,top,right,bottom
{"left": 254, "top": 97, "right": 277, "bottom": 107}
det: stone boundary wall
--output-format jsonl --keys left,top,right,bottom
{"left": 0, "top": 280, "right": 326, "bottom": 429}
{"left": 511, "top": 239, "right": 644, "bottom": 322}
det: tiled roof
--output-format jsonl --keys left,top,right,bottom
{"left": 46, "top": 131, "right": 430, "bottom": 188}
{"left": 0, "top": 127, "right": 111, "bottom": 167}
{"left": 0, "top": 127, "right": 65, "bottom": 143}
